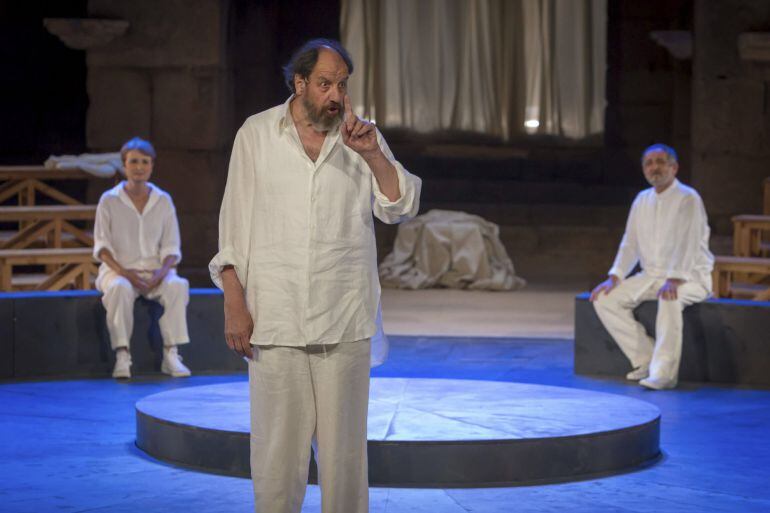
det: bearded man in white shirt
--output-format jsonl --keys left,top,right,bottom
{"left": 94, "top": 137, "right": 191, "bottom": 379}
{"left": 209, "top": 39, "right": 421, "bottom": 513}
{"left": 590, "top": 144, "right": 714, "bottom": 390}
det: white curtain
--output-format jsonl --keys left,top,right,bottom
{"left": 341, "top": 0, "right": 606, "bottom": 140}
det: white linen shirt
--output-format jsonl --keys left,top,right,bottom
{"left": 209, "top": 97, "right": 421, "bottom": 347}
{"left": 93, "top": 181, "right": 182, "bottom": 273}
{"left": 609, "top": 179, "right": 714, "bottom": 290}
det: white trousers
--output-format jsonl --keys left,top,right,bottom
{"left": 593, "top": 274, "right": 710, "bottom": 383}
{"left": 248, "top": 340, "right": 371, "bottom": 513}
{"left": 96, "top": 267, "right": 190, "bottom": 350}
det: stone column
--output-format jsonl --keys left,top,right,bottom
{"left": 692, "top": 0, "right": 770, "bottom": 234}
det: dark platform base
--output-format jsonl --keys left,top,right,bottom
{"left": 0, "top": 289, "right": 244, "bottom": 379}
{"left": 574, "top": 294, "right": 770, "bottom": 385}
{"left": 136, "top": 378, "right": 661, "bottom": 487}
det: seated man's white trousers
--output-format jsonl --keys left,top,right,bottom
{"left": 248, "top": 340, "right": 371, "bottom": 513}
{"left": 96, "top": 268, "right": 190, "bottom": 350}
{"left": 593, "top": 273, "right": 709, "bottom": 383}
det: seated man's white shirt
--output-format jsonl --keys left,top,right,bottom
{"left": 209, "top": 96, "right": 422, "bottom": 347}
{"left": 609, "top": 179, "right": 714, "bottom": 293}
{"left": 93, "top": 181, "right": 183, "bottom": 282}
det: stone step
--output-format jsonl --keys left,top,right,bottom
{"left": 417, "top": 202, "right": 631, "bottom": 228}
{"left": 419, "top": 178, "right": 639, "bottom": 205}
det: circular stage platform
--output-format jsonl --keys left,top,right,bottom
{"left": 136, "top": 378, "right": 660, "bottom": 487}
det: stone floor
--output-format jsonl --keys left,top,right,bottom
{"left": 2, "top": 336, "right": 770, "bottom": 512}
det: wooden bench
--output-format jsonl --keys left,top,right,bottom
{"left": 712, "top": 255, "right": 770, "bottom": 301}
{"left": 0, "top": 248, "right": 98, "bottom": 292}
{"left": 731, "top": 214, "right": 770, "bottom": 257}
{"left": 0, "top": 205, "right": 96, "bottom": 249}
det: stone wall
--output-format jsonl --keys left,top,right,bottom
{"left": 604, "top": 0, "right": 693, "bottom": 187}
{"left": 692, "top": 0, "right": 770, "bottom": 234}
{"left": 85, "top": 0, "right": 232, "bottom": 284}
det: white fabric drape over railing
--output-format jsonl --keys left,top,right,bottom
{"left": 341, "top": 0, "right": 606, "bottom": 140}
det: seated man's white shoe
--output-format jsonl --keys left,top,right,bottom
{"left": 626, "top": 365, "right": 650, "bottom": 381}
{"left": 639, "top": 376, "right": 677, "bottom": 390}
{"left": 161, "top": 346, "right": 191, "bottom": 377}
{"left": 112, "top": 349, "right": 132, "bottom": 379}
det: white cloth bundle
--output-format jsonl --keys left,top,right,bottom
{"left": 379, "top": 209, "right": 526, "bottom": 291}
{"left": 44, "top": 152, "right": 123, "bottom": 178}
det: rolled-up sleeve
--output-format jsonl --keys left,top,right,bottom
{"left": 371, "top": 130, "right": 422, "bottom": 224}
{"left": 159, "top": 196, "right": 182, "bottom": 264}
{"left": 209, "top": 127, "right": 255, "bottom": 290}
{"left": 92, "top": 196, "right": 114, "bottom": 262}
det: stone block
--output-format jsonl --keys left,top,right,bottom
{"left": 692, "top": 78, "right": 767, "bottom": 154}
{"left": 87, "top": 0, "right": 225, "bottom": 68}
{"left": 691, "top": 152, "right": 769, "bottom": 218}
{"left": 177, "top": 212, "right": 220, "bottom": 268}
{"left": 612, "top": 104, "right": 670, "bottom": 146}
{"left": 0, "top": 298, "right": 13, "bottom": 378}
{"left": 86, "top": 68, "right": 151, "bottom": 149}
{"left": 617, "top": 19, "right": 671, "bottom": 71}
{"left": 694, "top": 0, "right": 770, "bottom": 79}
{"left": 151, "top": 149, "right": 228, "bottom": 215}
{"left": 152, "top": 70, "right": 229, "bottom": 150}
{"left": 616, "top": 69, "right": 673, "bottom": 103}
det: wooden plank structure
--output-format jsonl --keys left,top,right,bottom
{"left": 0, "top": 166, "right": 107, "bottom": 291}
{"left": 0, "top": 248, "right": 98, "bottom": 292}
{"left": 712, "top": 255, "right": 770, "bottom": 301}
{"left": 731, "top": 214, "right": 770, "bottom": 257}
{"left": 0, "top": 205, "right": 96, "bottom": 249}
{"left": 0, "top": 165, "right": 95, "bottom": 206}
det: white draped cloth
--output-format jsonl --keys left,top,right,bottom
{"left": 379, "top": 209, "right": 526, "bottom": 291}
{"left": 44, "top": 152, "right": 123, "bottom": 177}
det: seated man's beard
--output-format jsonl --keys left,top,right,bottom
{"left": 303, "top": 96, "right": 343, "bottom": 131}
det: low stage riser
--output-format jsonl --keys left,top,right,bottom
{"left": 574, "top": 294, "right": 770, "bottom": 385}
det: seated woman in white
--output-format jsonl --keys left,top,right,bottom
{"left": 93, "top": 137, "right": 191, "bottom": 379}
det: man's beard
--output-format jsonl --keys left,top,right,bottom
{"left": 303, "top": 95, "right": 343, "bottom": 131}
{"left": 645, "top": 170, "right": 672, "bottom": 189}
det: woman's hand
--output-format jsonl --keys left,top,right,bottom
{"left": 121, "top": 268, "right": 151, "bottom": 294}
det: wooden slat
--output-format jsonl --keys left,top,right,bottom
{"left": 29, "top": 178, "right": 81, "bottom": 205}
{"left": 714, "top": 255, "right": 770, "bottom": 272}
{"left": 0, "top": 247, "right": 94, "bottom": 266}
{"left": 0, "top": 179, "right": 31, "bottom": 204}
{"left": 37, "top": 263, "right": 85, "bottom": 291}
{"left": 61, "top": 220, "right": 94, "bottom": 246}
{"left": 1, "top": 220, "right": 55, "bottom": 250}
{"left": 0, "top": 205, "right": 97, "bottom": 222}
{"left": 0, "top": 166, "right": 93, "bottom": 181}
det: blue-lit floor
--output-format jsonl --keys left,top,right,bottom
{"left": 2, "top": 336, "right": 770, "bottom": 513}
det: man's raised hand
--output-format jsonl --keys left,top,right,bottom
{"left": 340, "top": 95, "right": 378, "bottom": 157}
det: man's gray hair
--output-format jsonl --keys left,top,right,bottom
{"left": 642, "top": 143, "right": 678, "bottom": 164}
{"left": 282, "top": 38, "right": 354, "bottom": 93}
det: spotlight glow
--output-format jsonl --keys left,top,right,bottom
{"left": 524, "top": 119, "right": 540, "bottom": 128}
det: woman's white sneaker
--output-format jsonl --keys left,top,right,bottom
{"left": 161, "top": 346, "right": 191, "bottom": 377}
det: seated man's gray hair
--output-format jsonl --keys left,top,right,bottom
{"left": 642, "top": 143, "right": 678, "bottom": 163}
